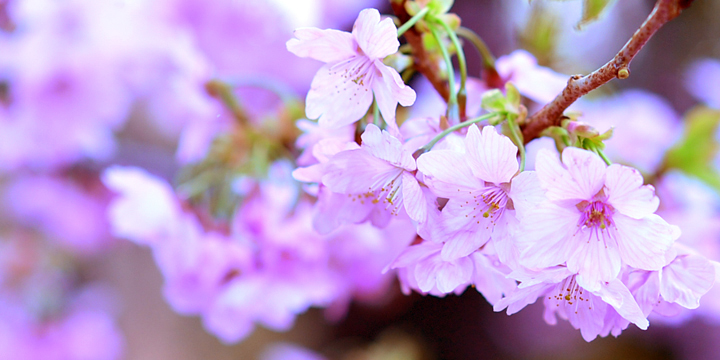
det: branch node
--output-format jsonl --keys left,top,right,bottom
{"left": 617, "top": 67, "right": 630, "bottom": 79}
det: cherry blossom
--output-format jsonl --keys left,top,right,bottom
{"left": 495, "top": 266, "right": 648, "bottom": 342}
{"left": 515, "top": 148, "right": 679, "bottom": 291}
{"left": 416, "top": 125, "right": 521, "bottom": 261}
{"left": 322, "top": 124, "right": 427, "bottom": 223}
{"left": 287, "top": 8, "right": 416, "bottom": 131}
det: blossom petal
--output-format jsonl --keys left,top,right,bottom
{"left": 322, "top": 149, "right": 400, "bottom": 194}
{"left": 597, "top": 279, "right": 649, "bottom": 330}
{"left": 389, "top": 241, "right": 443, "bottom": 270}
{"left": 561, "top": 147, "right": 607, "bottom": 199}
{"left": 352, "top": 8, "right": 399, "bottom": 59}
{"left": 417, "top": 150, "right": 484, "bottom": 198}
{"left": 516, "top": 203, "right": 578, "bottom": 269}
{"left": 471, "top": 252, "right": 517, "bottom": 305}
{"left": 535, "top": 148, "right": 592, "bottom": 201}
{"left": 435, "top": 256, "right": 474, "bottom": 293}
{"left": 287, "top": 28, "right": 357, "bottom": 63}
{"left": 373, "top": 60, "right": 416, "bottom": 131}
{"left": 402, "top": 172, "right": 427, "bottom": 223}
{"left": 464, "top": 125, "right": 518, "bottom": 184}
{"left": 509, "top": 170, "right": 545, "bottom": 216}
{"left": 614, "top": 214, "right": 677, "bottom": 271}
{"left": 605, "top": 164, "right": 659, "bottom": 219}
{"left": 494, "top": 283, "right": 553, "bottom": 315}
{"left": 438, "top": 199, "right": 493, "bottom": 260}
{"left": 306, "top": 60, "right": 374, "bottom": 129}
{"left": 660, "top": 254, "right": 715, "bottom": 309}
{"left": 569, "top": 228, "right": 622, "bottom": 292}
{"left": 361, "top": 124, "right": 414, "bottom": 170}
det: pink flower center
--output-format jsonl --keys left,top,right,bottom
{"left": 577, "top": 200, "right": 615, "bottom": 230}
{"left": 479, "top": 186, "right": 509, "bottom": 219}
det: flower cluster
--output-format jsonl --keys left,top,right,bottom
{"left": 81, "top": 0, "right": 720, "bottom": 348}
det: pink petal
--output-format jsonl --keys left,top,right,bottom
{"left": 372, "top": 60, "right": 417, "bottom": 131}
{"left": 352, "top": 9, "right": 399, "bottom": 59}
{"left": 435, "top": 256, "right": 474, "bottom": 293}
{"left": 389, "top": 241, "right": 442, "bottom": 269}
{"left": 494, "top": 283, "right": 553, "bottom": 315}
{"left": 361, "top": 124, "right": 415, "bottom": 170}
{"left": 614, "top": 214, "right": 677, "bottom": 271}
{"left": 535, "top": 148, "right": 592, "bottom": 202}
{"left": 471, "top": 252, "right": 518, "bottom": 305}
{"left": 437, "top": 199, "right": 494, "bottom": 260}
{"left": 306, "top": 60, "right": 374, "bottom": 129}
{"left": 660, "top": 254, "right": 715, "bottom": 309}
{"left": 597, "top": 279, "right": 649, "bottom": 330}
{"left": 287, "top": 28, "right": 357, "bottom": 63}
{"left": 509, "top": 171, "right": 545, "bottom": 216}
{"left": 605, "top": 164, "right": 659, "bottom": 219}
{"left": 402, "top": 172, "right": 427, "bottom": 223}
{"left": 516, "top": 203, "right": 578, "bottom": 269}
{"left": 560, "top": 147, "right": 607, "bottom": 199}
{"left": 322, "top": 149, "right": 401, "bottom": 194}
{"left": 568, "top": 229, "right": 622, "bottom": 292}
{"left": 464, "top": 125, "right": 518, "bottom": 184}
{"left": 417, "top": 150, "right": 484, "bottom": 198}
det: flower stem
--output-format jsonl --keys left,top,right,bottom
{"left": 205, "top": 80, "right": 250, "bottom": 126}
{"left": 585, "top": 141, "right": 612, "bottom": 165}
{"left": 455, "top": 27, "right": 495, "bottom": 70}
{"left": 419, "top": 112, "right": 497, "bottom": 153}
{"left": 428, "top": 24, "right": 458, "bottom": 123}
{"left": 507, "top": 116, "right": 526, "bottom": 172}
{"left": 397, "top": 7, "right": 430, "bottom": 38}
{"left": 434, "top": 18, "right": 468, "bottom": 121}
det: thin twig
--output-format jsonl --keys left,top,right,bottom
{"left": 521, "top": 0, "right": 694, "bottom": 143}
{"left": 391, "top": 0, "right": 450, "bottom": 102}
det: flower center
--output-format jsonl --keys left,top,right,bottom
{"left": 479, "top": 186, "right": 509, "bottom": 219}
{"left": 577, "top": 200, "right": 614, "bottom": 230}
{"left": 547, "top": 275, "right": 594, "bottom": 313}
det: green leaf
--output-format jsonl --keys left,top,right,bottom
{"left": 577, "top": 0, "right": 616, "bottom": 29}
{"left": 663, "top": 106, "right": 720, "bottom": 192}
{"left": 481, "top": 89, "right": 506, "bottom": 113}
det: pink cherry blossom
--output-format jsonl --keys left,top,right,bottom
{"left": 287, "top": 8, "right": 416, "bottom": 130}
{"left": 416, "top": 125, "right": 521, "bottom": 261}
{"left": 685, "top": 58, "right": 720, "bottom": 109}
{"left": 515, "top": 147, "right": 678, "bottom": 291}
{"left": 389, "top": 241, "right": 474, "bottom": 295}
{"left": 495, "top": 266, "right": 649, "bottom": 342}
{"left": 322, "top": 124, "right": 427, "bottom": 223}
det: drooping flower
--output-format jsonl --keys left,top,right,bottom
{"left": 494, "top": 266, "right": 648, "bottom": 342}
{"left": 515, "top": 147, "right": 679, "bottom": 292}
{"left": 389, "top": 241, "right": 474, "bottom": 295}
{"left": 287, "top": 8, "right": 416, "bottom": 131}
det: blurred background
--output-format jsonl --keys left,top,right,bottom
{"left": 1, "top": 0, "right": 719, "bottom": 359}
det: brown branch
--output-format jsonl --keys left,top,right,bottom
{"left": 391, "top": 0, "right": 451, "bottom": 102}
{"left": 521, "top": 0, "right": 694, "bottom": 143}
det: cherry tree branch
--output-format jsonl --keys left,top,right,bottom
{"left": 521, "top": 0, "right": 694, "bottom": 143}
{"left": 391, "top": 0, "right": 451, "bottom": 102}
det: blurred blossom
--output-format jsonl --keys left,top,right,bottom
{"left": 685, "top": 58, "right": 720, "bottom": 109}
{"left": 104, "top": 165, "right": 415, "bottom": 343}
{"left": 260, "top": 343, "right": 327, "bottom": 360}
{"left": 656, "top": 171, "right": 720, "bottom": 321}
{"left": 575, "top": 89, "right": 681, "bottom": 174}
{"left": 0, "top": 228, "right": 123, "bottom": 360}
{"left": 2, "top": 176, "right": 112, "bottom": 255}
